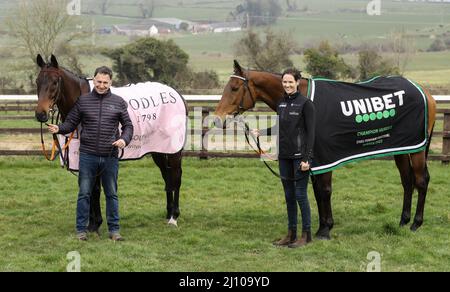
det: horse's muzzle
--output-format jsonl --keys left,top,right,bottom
{"left": 214, "top": 117, "right": 227, "bottom": 129}
{"left": 213, "top": 116, "right": 224, "bottom": 129}
{"left": 35, "top": 111, "right": 49, "bottom": 123}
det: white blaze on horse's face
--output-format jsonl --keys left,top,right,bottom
{"left": 93, "top": 73, "right": 112, "bottom": 95}
{"left": 282, "top": 74, "right": 299, "bottom": 96}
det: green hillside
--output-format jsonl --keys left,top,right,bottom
{"left": 1, "top": 0, "right": 450, "bottom": 91}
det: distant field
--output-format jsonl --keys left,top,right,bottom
{"left": 2, "top": 0, "right": 450, "bottom": 90}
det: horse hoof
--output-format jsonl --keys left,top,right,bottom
{"left": 399, "top": 217, "right": 410, "bottom": 227}
{"left": 168, "top": 217, "right": 178, "bottom": 227}
{"left": 410, "top": 222, "right": 422, "bottom": 232}
{"left": 315, "top": 228, "right": 331, "bottom": 240}
{"left": 316, "top": 234, "right": 331, "bottom": 240}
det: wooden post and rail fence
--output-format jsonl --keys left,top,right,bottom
{"left": 0, "top": 96, "right": 449, "bottom": 163}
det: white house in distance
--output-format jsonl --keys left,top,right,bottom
{"left": 192, "top": 21, "right": 242, "bottom": 34}
{"left": 149, "top": 25, "right": 158, "bottom": 36}
{"left": 151, "top": 18, "right": 196, "bottom": 30}
{"left": 210, "top": 22, "right": 242, "bottom": 33}
{"left": 112, "top": 24, "right": 161, "bottom": 36}
{"left": 111, "top": 18, "right": 242, "bottom": 36}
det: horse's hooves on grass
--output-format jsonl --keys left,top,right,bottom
{"left": 315, "top": 228, "right": 331, "bottom": 240}
{"left": 410, "top": 223, "right": 421, "bottom": 232}
{"left": 399, "top": 218, "right": 410, "bottom": 227}
{"left": 315, "top": 235, "right": 331, "bottom": 240}
{"left": 167, "top": 217, "right": 178, "bottom": 227}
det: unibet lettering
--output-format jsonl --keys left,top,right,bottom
{"left": 341, "top": 90, "right": 405, "bottom": 117}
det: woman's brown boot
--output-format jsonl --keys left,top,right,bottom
{"left": 288, "top": 231, "right": 312, "bottom": 248}
{"left": 273, "top": 229, "right": 297, "bottom": 246}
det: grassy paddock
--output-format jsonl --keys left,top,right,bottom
{"left": 0, "top": 156, "right": 448, "bottom": 271}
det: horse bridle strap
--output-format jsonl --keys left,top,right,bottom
{"left": 39, "top": 67, "right": 62, "bottom": 75}
{"left": 230, "top": 75, "right": 256, "bottom": 113}
{"left": 240, "top": 121, "right": 313, "bottom": 181}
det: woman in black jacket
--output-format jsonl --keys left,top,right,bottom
{"left": 253, "top": 68, "right": 316, "bottom": 248}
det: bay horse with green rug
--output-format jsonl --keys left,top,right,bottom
{"left": 214, "top": 60, "right": 436, "bottom": 239}
{"left": 35, "top": 54, "right": 186, "bottom": 230}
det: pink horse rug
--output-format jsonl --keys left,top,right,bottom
{"left": 58, "top": 81, "right": 187, "bottom": 171}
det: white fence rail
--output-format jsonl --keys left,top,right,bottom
{"left": 0, "top": 95, "right": 222, "bottom": 101}
{"left": 0, "top": 95, "right": 449, "bottom": 101}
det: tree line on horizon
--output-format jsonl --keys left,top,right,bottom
{"left": 0, "top": 0, "right": 435, "bottom": 94}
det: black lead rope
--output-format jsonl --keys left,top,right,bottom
{"left": 241, "top": 121, "right": 313, "bottom": 182}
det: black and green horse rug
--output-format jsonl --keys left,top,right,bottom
{"left": 308, "top": 76, "right": 428, "bottom": 175}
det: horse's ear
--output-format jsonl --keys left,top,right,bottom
{"left": 234, "top": 59, "right": 243, "bottom": 75}
{"left": 50, "top": 54, "right": 59, "bottom": 68}
{"left": 36, "top": 54, "right": 45, "bottom": 68}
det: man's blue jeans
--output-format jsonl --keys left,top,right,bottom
{"left": 278, "top": 158, "right": 311, "bottom": 232}
{"left": 77, "top": 153, "right": 120, "bottom": 233}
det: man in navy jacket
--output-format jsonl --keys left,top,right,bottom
{"left": 49, "top": 66, "right": 133, "bottom": 241}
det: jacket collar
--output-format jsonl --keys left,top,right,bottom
{"left": 284, "top": 91, "right": 299, "bottom": 100}
{"left": 92, "top": 89, "right": 112, "bottom": 99}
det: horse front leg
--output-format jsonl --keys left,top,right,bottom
{"left": 394, "top": 154, "right": 414, "bottom": 226}
{"left": 312, "top": 172, "right": 333, "bottom": 240}
{"left": 410, "top": 153, "right": 430, "bottom": 231}
{"left": 87, "top": 176, "right": 103, "bottom": 234}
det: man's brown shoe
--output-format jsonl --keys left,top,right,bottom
{"left": 77, "top": 232, "right": 88, "bottom": 241}
{"left": 109, "top": 232, "right": 124, "bottom": 241}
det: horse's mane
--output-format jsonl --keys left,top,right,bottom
{"left": 243, "top": 68, "right": 311, "bottom": 81}
{"left": 59, "top": 66, "right": 89, "bottom": 80}
{"left": 242, "top": 68, "right": 282, "bottom": 77}
{"left": 43, "top": 62, "right": 88, "bottom": 81}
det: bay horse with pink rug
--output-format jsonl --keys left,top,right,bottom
{"left": 35, "top": 54, "right": 186, "bottom": 229}
{"left": 214, "top": 60, "right": 436, "bottom": 239}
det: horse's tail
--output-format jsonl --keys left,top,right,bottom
{"left": 425, "top": 122, "right": 435, "bottom": 159}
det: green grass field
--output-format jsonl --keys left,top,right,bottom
{"left": 0, "top": 157, "right": 449, "bottom": 271}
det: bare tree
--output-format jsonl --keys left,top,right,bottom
{"left": 100, "top": 0, "right": 111, "bottom": 15}
{"left": 234, "top": 29, "right": 297, "bottom": 72}
{"left": 387, "top": 29, "right": 416, "bottom": 75}
{"left": 7, "top": 0, "right": 74, "bottom": 63}
{"left": 286, "top": 0, "right": 298, "bottom": 10}
{"left": 138, "top": 0, "right": 158, "bottom": 18}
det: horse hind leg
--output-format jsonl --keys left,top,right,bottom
{"left": 410, "top": 152, "right": 430, "bottom": 231}
{"left": 394, "top": 154, "right": 414, "bottom": 226}
{"left": 312, "top": 173, "right": 333, "bottom": 240}
{"left": 152, "top": 152, "right": 182, "bottom": 226}
{"left": 151, "top": 154, "right": 174, "bottom": 221}
{"left": 166, "top": 152, "right": 183, "bottom": 226}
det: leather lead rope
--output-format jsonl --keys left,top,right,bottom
{"left": 241, "top": 121, "right": 312, "bottom": 182}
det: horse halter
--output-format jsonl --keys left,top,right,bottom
{"left": 38, "top": 67, "right": 63, "bottom": 115}
{"left": 37, "top": 67, "right": 64, "bottom": 161}
{"left": 229, "top": 74, "right": 256, "bottom": 116}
